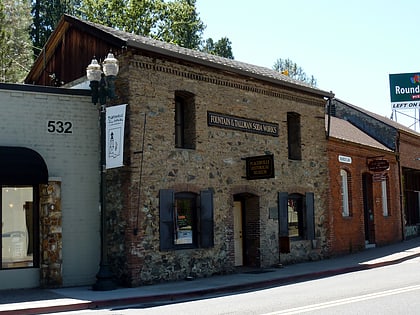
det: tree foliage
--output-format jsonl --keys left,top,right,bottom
{"left": 0, "top": 0, "right": 34, "bottom": 83}
{"left": 30, "top": 0, "right": 234, "bottom": 58}
{"left": 201, "top": 37, "right": 234, "bottom": 59}
{"left": 31, "top": 0, "right": 80, "bottom": 54}
{"left": 273, "top": 58, "right": 317, "bottom": 87}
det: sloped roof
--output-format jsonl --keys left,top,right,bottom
{"left": 335, "top": 98, "right": 420, "bottom": 136}
{"left": 327, "top": 115, "right": 392, "bottom": 151}
{"left": 28, "top": 15, "right": 334, "bottom": 99}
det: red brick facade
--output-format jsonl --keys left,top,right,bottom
{"left": 328, "top": 138, "right": 402, "bottom": 255}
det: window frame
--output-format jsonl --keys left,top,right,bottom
{"left": 1, "top": 185, "right": 39, "bottom": 270}
{"left": 278, "top": 192, "right": 315, "bottom": 242}
{"left": 159, "top": 189, "right": 214, "bottom": 250}
{"left": 175, "top": 91, "right": 196, "bottom": 150}
{"left": 287, "top": 112, "right": 302, "bottom": 160}
{"left": 381, "top": 176, "right": 390, "bottom": 217}
{"left": 340, "top": 169, "right": 351, "bottom": 217}
{"left": 174, "top": 192, "right": 197, "bottom": 247}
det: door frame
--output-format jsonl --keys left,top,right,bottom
{"left": 233, "top": 200, "right": 244, "bottom": 266}
{"left": 362, "top": 173, "right": 375, "bottom": 244}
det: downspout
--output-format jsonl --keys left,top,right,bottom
{"left": 396, "top": 133, "right": 405, "bottom": 241}
{"left": 326, "top": 97, "right": 332, "bottom": 139}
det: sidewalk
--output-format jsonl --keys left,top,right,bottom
{"left": 1, "top": 237, "right": 420, "bottom": 315}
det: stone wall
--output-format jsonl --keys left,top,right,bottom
{"left": 40, "top": 180, "right": 62, "bottom": 288}
{"left": 106, "top": 53, "right": 330, "bottom": 286}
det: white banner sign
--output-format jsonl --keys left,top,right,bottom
{"left": 106, "top": 104, "right": 127, "bottom": 169}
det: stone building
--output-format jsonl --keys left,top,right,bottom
{"left": 329, "top": 99, "right": 420, "bottom": 243}
{"left": 0, "top": 83, "right": 98, "bottom": 289}
{"left": 26, "top": 15, "right": 334, "bottom": 286}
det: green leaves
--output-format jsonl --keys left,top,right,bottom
{"left": 0, "top": 0, "right": 33, "bottom": 83}
{"left": 273, "top": 58, "right": 317, "bottom": 87}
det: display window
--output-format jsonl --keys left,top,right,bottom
{"left": 1, "top": 186, "right": 39, "bottom": 269}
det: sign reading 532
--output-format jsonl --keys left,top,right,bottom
{"left": 47, "top": 120, "right": 73, "bottom": 134}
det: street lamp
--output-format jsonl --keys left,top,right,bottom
{"left": 87, "top": 52, "right": 119, "bottom": 291}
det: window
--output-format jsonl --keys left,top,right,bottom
{"left": 278, "top": 192, "right": 314, "bottom": 240}
{"left": 175, "top": 91, "right": 196, "bottom": 149}
{"left": 287, "top": 112, "right": 301, "bottom": 160}
{"left": 340, "top": 169, "right": 351, "bottom": 217}
{"left": 287, "top": 196, "right": 302, "bottom": 237}
{"left": 0, "top": 147, "right": 47, "bottom": 270}
{"left": 382, "top": 177, "right": 390, "bottom": 216}
{"left": 1, "top": 186, "right": 39, "bottom": 269}
{"left": 159, "top": 189, "right": 214, "bottom": 250}
{"left": 174, "top": 194, "right": 196, "bottom": 245}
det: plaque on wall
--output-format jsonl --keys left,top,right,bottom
{"left": 245, "top": 155, "right": 275, "bottom": 180}
{"left": 368, "top": 159, "right": 389, "bottom": 172}
{"left": 207, "top": 111, "right": 279, "bottom": 137}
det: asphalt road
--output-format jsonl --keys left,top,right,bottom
{"left": 44, "top": 256, "right": 420, "bottom": 315}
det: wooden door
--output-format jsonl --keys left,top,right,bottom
{"left": 233, "top": 201, "right": 243, "bottom": 266}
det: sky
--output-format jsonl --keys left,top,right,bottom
{"left": 195, "top": 0, "right": 420, "bottom": 130}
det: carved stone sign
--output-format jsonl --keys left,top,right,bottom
{"left": 207, "top": 111, "right": 279, "bottom": 137}
{"left": 245, "top": 155, "right": 275, "bottom": 180}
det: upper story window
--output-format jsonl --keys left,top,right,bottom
{"left": 175, "top": 91, "right": 196, "bottom": 149}
{"left": 340, "top": 169, "right": 352, "bottom": 217}
{"left": 287, "top": 112, "right": 301, "bottom": 160}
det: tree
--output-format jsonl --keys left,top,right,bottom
{"left": 31, "top": 0, "right": 80, "bottom": 54}
{"left": 0, "top": 0, "right": 34, "bottom": 83}
{"left": 78, "top": 0, "right": 233, "bottom": 57}
{"left": 201, "top": 37, "right": 234, "bottom": 59}
{"left": 273, "top": 58, "right": 317, "bottom": 87}
{"left": 29, "top": 0, "right": 234, "bottom": 59}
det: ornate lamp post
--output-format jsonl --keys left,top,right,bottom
{"left": 86, "top": 52, "right": 119, "bottom": 291}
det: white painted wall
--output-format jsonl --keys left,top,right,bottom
{"left": 0, "top": 84, "right": 100, "bottom": 288}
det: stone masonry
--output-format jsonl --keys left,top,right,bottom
{"left": 39, "top": 180, "right": 62, "bottom": 288}
{"left": 105, "top": 52, "right": 330, "bottom": 286}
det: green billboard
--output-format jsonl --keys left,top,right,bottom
{"left": 389, "top": 72, "right": 420, "bottom": 110}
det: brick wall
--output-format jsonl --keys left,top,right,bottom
{"left": 328, "top": 138, "right": 402, "bottom": 255}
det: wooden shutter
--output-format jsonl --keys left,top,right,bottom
{"left": 278, "top": 192, "right": 289, "bottom": 237}
{"left": 159, "top": 189, "right": 175, "bottom": 250}
{"left": 200, "top": 190, "right": 214, "bottom": 248}
{"left": 305, "top": 192, "right": 315, "bottom": 240}
{"left": 278, "top": 192, "right": 290, "bottom": 253}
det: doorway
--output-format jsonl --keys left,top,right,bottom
{"left": 233, "top": 201, "right": 243, "bottom": 266}
{"left": 233, "top": 193, "right": 260, "bottom": 267}
{"left": 362, "top": 173, "right": 375, "bottom": 245}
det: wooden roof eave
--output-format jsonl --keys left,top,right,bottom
{"left": 25, "top": 19, "right": 70, "bottom": 84}
{"left": 25, "top": 15, "right": 127, "bottom": 84}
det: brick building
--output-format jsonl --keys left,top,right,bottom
{"left": 25, "top": 15, "right": 334, "bottom": 286}
{"left": 329, "top": 99, "right": 420, "bottom": 246}
{"left": 327, "top": 114, "right": 401, "bottom": 255}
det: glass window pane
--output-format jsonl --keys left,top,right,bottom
{"left": 288, "top": 199, "right": 299, "bottom": 237}
{"left": 2, "top": 187, "right": 33, "bottom": 269}
{"left": 341, "top": 169, "right": 349, "bottom": 216}
{"left": 174, "top": 198, "right": 194, "bottom": 245}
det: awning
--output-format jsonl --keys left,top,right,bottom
{"left": 0, "top": 146, "right": 48, "bottom": 185}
